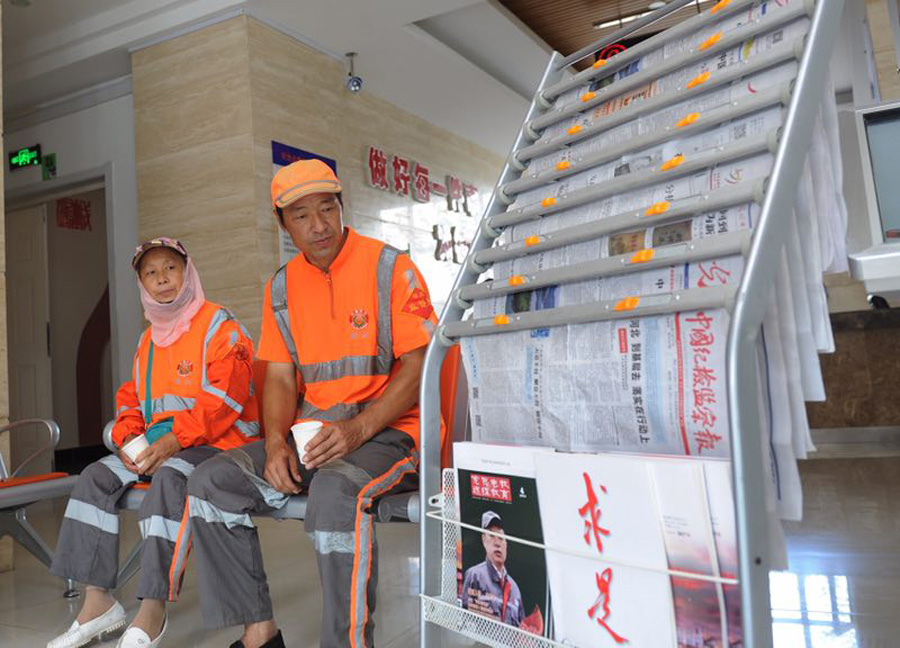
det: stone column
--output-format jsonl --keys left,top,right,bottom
{"left": 131, "top": 16, "right": 260, "bottom": 334}
{"left": 0, "top": 0, "right": 13, "bottom": 573}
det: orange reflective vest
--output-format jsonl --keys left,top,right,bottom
{"left": 112, "top": 300, "right": 260, "bottom": 450}
{"left": 258, "top": 228, "right": 440, "bottom": 446}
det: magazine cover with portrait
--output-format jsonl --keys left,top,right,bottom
{"left": 454, "top": 443, "right": 551, "bottom": 637}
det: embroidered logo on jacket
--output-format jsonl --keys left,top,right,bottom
{"left": 349, "top": 309, "right": 369, "bottom": 330}
{"left": 402, "top": 287, "right": 434, "bottom": 319}
{"left": 177, "top": 360, "right": 194, "bottom": 378}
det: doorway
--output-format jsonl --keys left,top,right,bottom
{"left": 6, "top": 204, "right": 53, "bottom": 474}
{"left": 6, "top": 187, "right": 113, "bottom": 473}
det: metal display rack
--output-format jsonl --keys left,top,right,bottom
{"left": 418, "top": 0, "right": 844, "bottom": 645}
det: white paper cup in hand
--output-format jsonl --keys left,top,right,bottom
{"left": 121, "top": 435, "right": 150, "bottom": 469}
{"left": 291, "top": 421, "right": 324, "bottom": 465}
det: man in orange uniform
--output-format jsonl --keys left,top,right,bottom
{"left": 188, "top": 159, "right": 439, "bottom": 648}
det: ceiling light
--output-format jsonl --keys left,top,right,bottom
{"left": 593, "top": 11, "right": 651, "bottom": 30}
{"left": 592, "top": 0, "right": 715, "bottom": 30}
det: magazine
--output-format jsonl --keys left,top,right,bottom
{"left": 536, "top": 452, "right": 741, "bottom": 647}
{"left": 454, "top": 442, "right": 553, "bottom": 637}
{"left": 536, "top": 451, "right": 676, "bottom": 646}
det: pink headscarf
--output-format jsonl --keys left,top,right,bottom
{"left": 138, "top": 258, "right": 206, "bottom": 347}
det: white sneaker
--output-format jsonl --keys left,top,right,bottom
{"left": 47, "top": 601, "right": 127, "bottom": 648}
{"left": 116, "top": 615, "right": 168, "bottom": 648}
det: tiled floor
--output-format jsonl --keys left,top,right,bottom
{"left": 772, "top": 457, "right": 900, "bottom": 648}
{"left": 2, "top": 456, "right": 898, "bottom": 647}
{"left": 0, "top": 502, "right": 430, "bottom": 648}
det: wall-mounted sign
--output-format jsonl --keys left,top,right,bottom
{"left": 271, "top": 141, "right": 338, "bottom": 265}
{"left": 56, "top": 198, "right": 92, "bottom": 232}
{"left": 272, "top": 140, "right": 337, "bottom": 173}
{"left": 42, "top": 153, "right": 58, "bottom": 181}
{"left": 9, "top": 144, "right": 42, "bottom": 171}
{"left": 366, "top": 146, "right": 478, "bottom": 216}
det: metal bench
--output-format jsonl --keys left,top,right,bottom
{"left": 102, "top": 423, "right": 420, "bottom": 590}
{"left": 100, "top": 350, "right": 468, "bottom": 590}
{"left": 0, "top": 418, "right": 79, "bottom": 597}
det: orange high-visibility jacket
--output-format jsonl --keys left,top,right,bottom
{"left": 112, "top": 300, "right": 260, "bottom": 449}
{"left": 258, "top": 228, "right": 440, "bottom": 446}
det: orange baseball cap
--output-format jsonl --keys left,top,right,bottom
{"left": 271, "top": 159, "right": 342, "bottom": 209}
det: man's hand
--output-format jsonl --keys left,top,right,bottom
{"left": 134, "top": 433, "right": 181, "bottom": 476}
{"left": 117, "top": 434, "right": 141, "bottom": 474}
{"left": 264, "top": 437, "right": 303, "bottom": 494}
{"left": 303, "top": 419, "right": 367, "bottom": 470}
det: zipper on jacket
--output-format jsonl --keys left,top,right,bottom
{"left": 325, "top": 271, "right": 335, "bottom": 319}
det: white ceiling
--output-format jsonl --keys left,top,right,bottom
{"left": 2, "top": 0, "right": 552, "bottom": 156}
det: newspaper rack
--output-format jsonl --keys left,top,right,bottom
{"left": 418, "top": 0, "right": 844, "bottom": 645}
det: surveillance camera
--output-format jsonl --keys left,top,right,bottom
{"left": 346, "top": 75, "right": 363, "bottom": 94}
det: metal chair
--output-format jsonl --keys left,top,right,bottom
{"left": 0, "top": 418, "right": 79, "bottom": 597}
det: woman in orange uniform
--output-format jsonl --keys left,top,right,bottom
{"left": 48, "top": 238, "right": 259, "bottom": 648}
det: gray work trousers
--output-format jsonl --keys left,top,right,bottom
{"left": 50, "top": 446, "right": 219, "bottom": 601}
{"left": 186, "top": 430, "right": 418, "bottom": 648}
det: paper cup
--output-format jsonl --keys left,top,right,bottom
{"left": 291, "top": 421, "right": 324, "bottom": 465}
{"left": 121, "top": 435, "right": 150, "bottom": 468}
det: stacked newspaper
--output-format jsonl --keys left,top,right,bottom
{"left": 460, "top": 0, "right": 847, "bottom": 526}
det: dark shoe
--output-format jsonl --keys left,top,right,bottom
{"left": 228, "top": 630, "right": 285, "bottom": 648}
{"left": 265, "top": 632, "right": 285, "bottom": 648}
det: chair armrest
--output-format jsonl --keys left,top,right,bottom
{"left": 102, "top": 420, "right": 118, "bottom": 453}
{"left": 0, "top": 419, "right": 62, "bottom": 480}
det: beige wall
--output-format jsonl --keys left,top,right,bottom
{"left": 867, "top": 0, "right": 900, "bottom": 100}
{"left": 824, "top": 271, "right": 870, "bottom": 313}
{"left": 0, "top": 1, "right": 13, "bottom": 572}
{"left": 133, "top": 16, "right": 504, "bottom": 339}
{"left": 132, "top": 17, "right": 259, "bottom": 332}
{"left": 821, "top": 0, "right": 900, "bottom": 315}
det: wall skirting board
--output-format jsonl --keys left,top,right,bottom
{"left": 809, "top": 426, "right": 900, "bottom": 459}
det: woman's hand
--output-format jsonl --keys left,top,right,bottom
{"left": 135, "top": 432, "right": 182, "bottom": 476}
{"left": 117, "top": 434, "right": 141, "bottom": 474}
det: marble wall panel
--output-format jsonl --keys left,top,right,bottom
{"left": 0, "top": 1, "right": 12, "bottom": 572}
{"left": 807, "top": 310, "right": 900, "bottom": 428}
{"left": 866, "top": 0, "right": 900, "bottom": 100}
{"left": 133, "top": 18, "right": 253, "bottom": 161}
{"left": 133, "top": 21, "right": 259, "bottom": 332}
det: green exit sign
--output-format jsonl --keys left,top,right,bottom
{"left": 9, "top": 145, "right": 42, "bottom": 171}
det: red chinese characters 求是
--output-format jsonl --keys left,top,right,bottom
{"left": 588, "top": 569, "right": 629, "bottom": 645}
{"left": 579, "top": 472, "right": 628, "bottom": 643}
{"left": 578, "top": 472, "right": 610, "bottom": 553}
